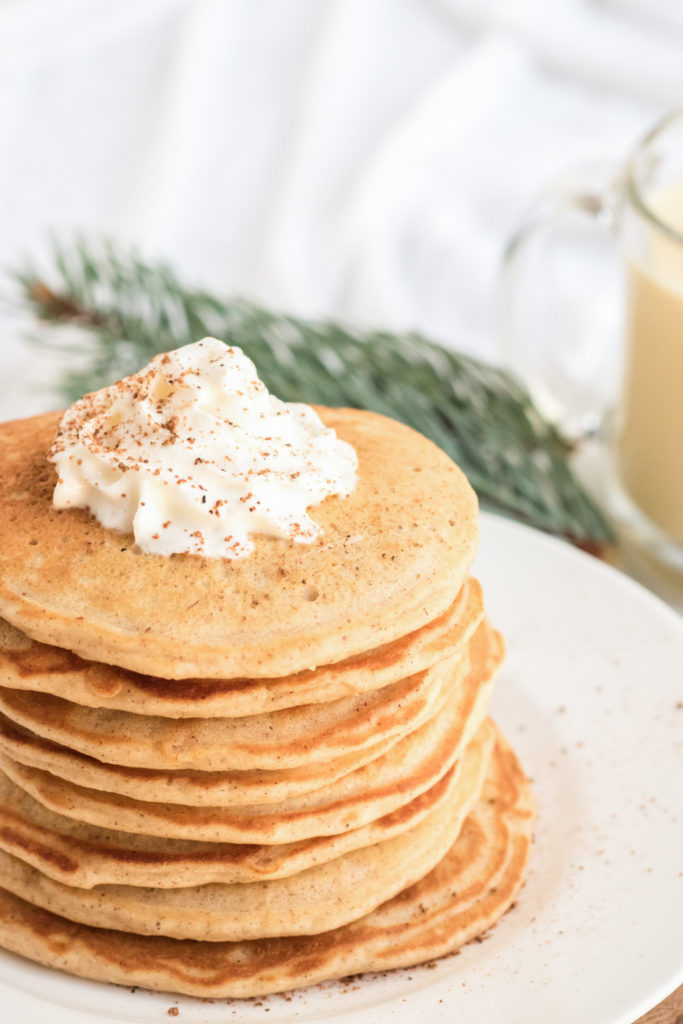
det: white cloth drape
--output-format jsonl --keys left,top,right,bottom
{"left": 1, "top": 0, "right": 681, "bottom": 420}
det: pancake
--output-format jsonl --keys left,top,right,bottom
{"left": 0, "top": 727, "right": 534, "bottom": 998}
{"left": 0, "top": 722, "right": 493, "bottom": 941}
{"left": 0, "top": 627, "right": 497, "bottom": 844}
{"left": 0, "top": 713, "right": 408, "bottom": 808}
{"left": 0, "top": 578, "right": 484, "bottom": 718}
{"left": 0, "top": 408, "right": 478, "bottom": 679}
{"left": 0, "top": 739, "right": 470, "bottom": 889}
{"left": 0, "top": 644, "right": 466, "bottom": 772}
{"left": 0, "top": 742, "right": 476, "bottom": 891}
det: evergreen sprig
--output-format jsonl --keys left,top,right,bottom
{"left": 12, "top": 236, "right": 613, "bottom": 551}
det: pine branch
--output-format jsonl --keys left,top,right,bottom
{"left": 11, "top": 236, "right": 614, "bottom": 551}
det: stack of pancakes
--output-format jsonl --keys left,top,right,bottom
{"left": 0, "top": 407, "right": 533, "bottom": 999}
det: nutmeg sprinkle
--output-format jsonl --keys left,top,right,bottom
{"left": 49, "top": 338, "right": 358, "bottom": 558}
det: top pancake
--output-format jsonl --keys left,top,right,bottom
{"left": 0, "top": 408, "right": 478, "bottom": 679}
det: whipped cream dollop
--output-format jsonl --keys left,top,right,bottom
{"left": 49, "top": 338, "right": 358, "bottom": 558}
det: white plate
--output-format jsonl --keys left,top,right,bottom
{"left": 1, "top": 512, "right": 682, "bottom": 1024}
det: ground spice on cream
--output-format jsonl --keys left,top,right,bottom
{"left": 49, "top": 338, "right": 358, "bottom": 557}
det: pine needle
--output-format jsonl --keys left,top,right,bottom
{"left": 11, "top": 235, "right": 614, "bottom": 552}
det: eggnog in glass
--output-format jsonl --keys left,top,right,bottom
{"left": 619, "top": 152, "right": 683, "bottom": 553}
{"left": 501, "top": 110, "right": 683, "bottom": 574}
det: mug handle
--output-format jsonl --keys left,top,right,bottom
{"left": 497, "top": 162, "right": 623, "bottom": 441}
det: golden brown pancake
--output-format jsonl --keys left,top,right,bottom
{"left": 0, "top": 750, "right": 476, "bottom": 892}
{"left": 0, "top": 409, "right": 478, "bottom": 679}
{"left": 0, "top": 637, "right": 496, "bottom": 844}
{"left": 0, "top": 723, "right": 493, "bottom": 941}
{"left": 0, "top": 713, "right": 407, "bottom": 808}
{"left": 0, "top": 644, "right": 466, "bottom": 772}
{"left": 0, "top": 727, "right": 534, "bottom": 998}
{"left": 0, "top": 578, "right": 484, "bottom": 717}
{"left": 0, "top": 739, "right": 469, "bottom": 889}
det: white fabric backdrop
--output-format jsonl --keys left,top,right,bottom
{"left": 1, "top": 0, "right": 682, "bottom": 420}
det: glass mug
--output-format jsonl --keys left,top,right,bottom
{"left": 500, "top": 109, "right": 683, "bottom": 573}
